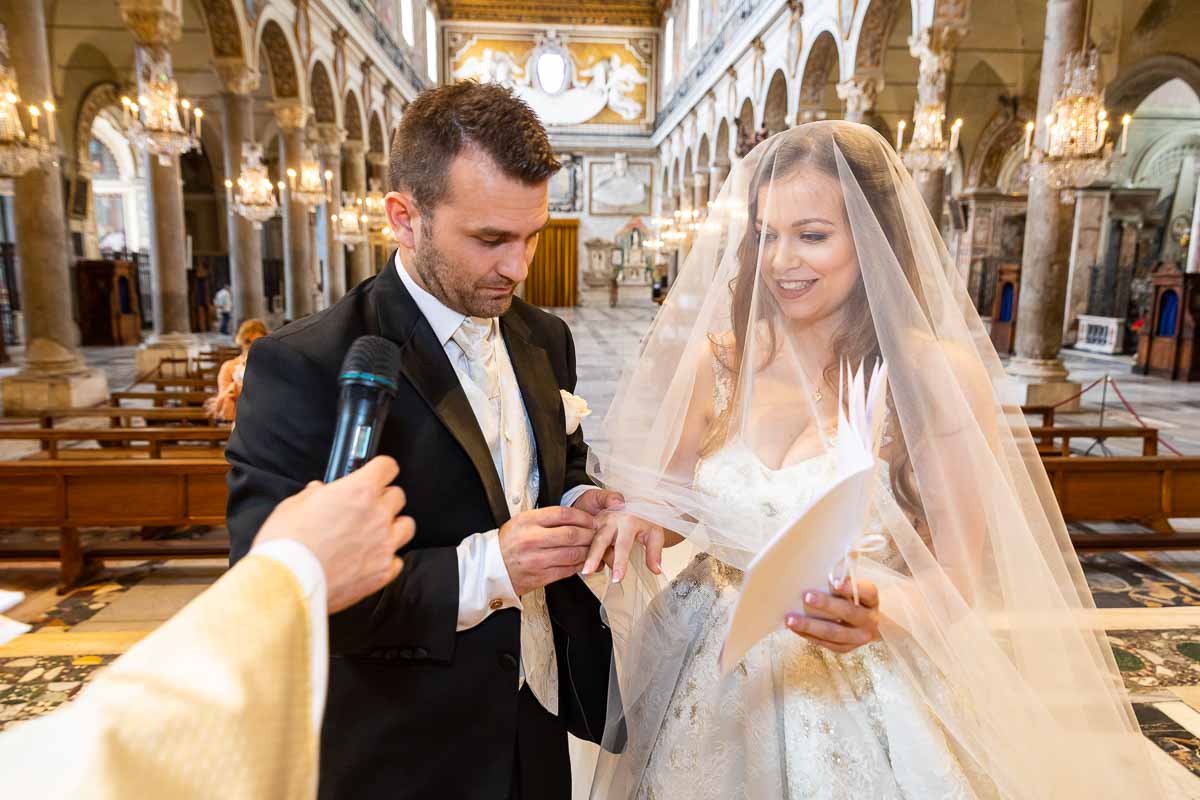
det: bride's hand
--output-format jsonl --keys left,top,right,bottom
{"left": 785, "top": 577, "right": 881, "bottom": 654}
{"left": 581, "top": 511, "right": 668, "bottom": 582}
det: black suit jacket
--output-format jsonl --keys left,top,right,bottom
{"left": 226, "top": 261, "right": 612, "bottom": 799}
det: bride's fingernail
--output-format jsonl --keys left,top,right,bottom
{"left": 805, "top": 592, "right": 819, "bottom": 606}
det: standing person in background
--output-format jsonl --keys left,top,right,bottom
{"left": 206, "top": 318, "right": 269, "bottom": 423}
{"left": 214, "top": 284, "right": 233, "bottom": 335}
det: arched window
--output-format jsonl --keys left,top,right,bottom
{"left": 1157, "top": 290, "right": 1179, "bottom": 337}
{"left": 401, "top": 0, "right": 414, "bottom": 46}
{"left": 426, "top": 7, "right": 437, "bottom": 82}
{"left": 663, "top": 16, "right": 675, "bottom": 87}
{"left": 998, "top": 283, "right": 1014, "bottom": 322}
{"left": 686, "top": 0, "right": 700, "bottom": 49}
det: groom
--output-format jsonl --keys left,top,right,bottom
{"left": 226, "top": 82, "right": 619, "bottom": 799}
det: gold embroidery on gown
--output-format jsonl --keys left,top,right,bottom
{"left": 633, "top": 353, "right": 995, "bottom": 800}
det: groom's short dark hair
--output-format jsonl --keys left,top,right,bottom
{"left": 389, "top": 81, "right": 560, "bottom": 211}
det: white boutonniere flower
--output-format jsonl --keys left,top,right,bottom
{"left": 560, "top": 390, "right": 591, "bottom": 435}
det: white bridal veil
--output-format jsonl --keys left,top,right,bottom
{"left": 585, "top": 121, "right": 1162, "bottom": 798}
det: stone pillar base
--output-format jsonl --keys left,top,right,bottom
{"left": 135, "top": 334, "right": 198, "bottom": 378}
{"left": 2, "top": 368, "right": 110, "bottom": 415}
{"left": 1004, "top": 357, "right": 1081, "bottom": 411}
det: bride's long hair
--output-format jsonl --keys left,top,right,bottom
{"left": 587, "top": 120, "right": 1165, "bottom": 798}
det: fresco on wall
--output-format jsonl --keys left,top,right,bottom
{"left": 448, "top": 30, "right": 654, "bottom": 128}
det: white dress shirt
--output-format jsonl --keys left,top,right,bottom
{"left": 394, "top": 256, "right": 594, "bottom": 635}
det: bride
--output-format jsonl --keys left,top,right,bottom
{"left": 580, "top": 122, "right": 1166, "bottom": 798}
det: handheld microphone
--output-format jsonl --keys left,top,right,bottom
{"left": 324, "top": 335, "right": 404, "bottom": 482}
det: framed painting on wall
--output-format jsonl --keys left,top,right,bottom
{"left": 589, "top": 156, "right": 653, "bottom": 216}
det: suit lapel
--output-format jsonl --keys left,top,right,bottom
{"left": 501, "top": 311, "right": 565, "bottom": 509}
{"left": 371, "top": 259, "right": 510, "bottom": 526}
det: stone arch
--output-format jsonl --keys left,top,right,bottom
{"left": 798, "top": 30, "right": 842, "bottom": 115}
{"left": 257, "top": 17, "right": 303, "bottom": 100}
{"left": 310, "top": 61, "right": 338, "bottom": 125}
{"left": 715, "top": 117, "right": 731, "bottom": 166}
{"left": 696, "top": 134, "right": 711, "bottom": 170}
{"left": 344, "top": 90, "right": 365, "bottom": 142}
{"left": 196, "top": 0, "right": 250, "bottom": 61}
{"left": 74, "top": 81, "right": 125, "bottom": 167}
{"left": 369, "top": 111, "right": 386, "bottom": 155}
{"left": 967, "top": 105, "right": 1031, "bottom": 190}
{"left": 849, "top": 0, "right": 911, "bottom": 76}
{"left": 1132, "top": 129, "right": 1200, "bottom": 195}
{"left": 1106, "top": 54, "right": 1200, "bottom": 119}
{"left": 762, "top": 69, "right": 789, "bottom": 135}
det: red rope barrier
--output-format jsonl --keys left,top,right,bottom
{"left": 1048, "top": 375, "right": 1106, "bottom": 409}
{"left": 1106, "top": 376, "right": 1185, "bottom": 456}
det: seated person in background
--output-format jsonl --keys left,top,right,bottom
{"left": 206, "top": 318, "right": 269, "bottom": 422}
{"left": 0, "top": 455, "right": 415, "bottom": 799}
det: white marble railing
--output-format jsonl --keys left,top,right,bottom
{"left": 1075, "top": 315, "right": 1125, "bottom": 354}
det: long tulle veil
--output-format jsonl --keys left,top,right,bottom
{"left": 584, "top": 121, "right": 1163, "bottom": 798}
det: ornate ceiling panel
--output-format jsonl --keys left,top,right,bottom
{"left": 437, "top": 1, "right": 659, "bottom": 28}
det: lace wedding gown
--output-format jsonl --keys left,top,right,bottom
{"left": 633, "top": 360, "right": 996, "bottom": 800}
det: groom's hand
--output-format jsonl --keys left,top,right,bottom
{"left": 499, "top": 506, "right": 597, "bottom": 596}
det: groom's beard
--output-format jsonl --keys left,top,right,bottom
{"left": 412, "top": 218, "right": 516, "bottom": 318}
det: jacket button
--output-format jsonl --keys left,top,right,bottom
{"left": 384, "top": 649, "right": 398, "bottom": 661}
{"left": 399, "top": 648, "right": 413, "bottom": 659}
{"left": 414, "top": 647, "right": 429, "bottom": 659}
{"left": 498, "top": 652, "right": 519, "bottom": 671}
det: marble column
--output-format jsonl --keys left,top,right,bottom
{"left": 1063, "top": 188, "right": 1109, "bottom": 344}
{"left": 1187, "top": 167, "right": 1200, "bottom": 273}
{"left": 908, "top": 27, "right": 961, "bottom": 218}
{"left": 343, "top": 140, "right": 372, "bottom": 286}
{"left": 144, "top": 145, "right": 190, "bottom": 336}
{"left": 276, "top": 103, "right": 315, "bottom": 321}
{"left": 0, "top": 0, "right": 108, "bottom": 412}
{"left": 1009, "top": 0, "right": 1087, "bottom": 407}
{"left": 692, "top": 172, "right": 710, "bottom": 214}
{"left": 318, "top": 124, "right": 347, "bottom": 305}
{"left": 217, "top": 62, "right": 266, "bottom": 323}
{"left": 836, "top": 76, "right": 880, "bottom": 126}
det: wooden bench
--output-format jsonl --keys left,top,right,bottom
{"left": 1021, "top": 404, "right": 1057, "bottom": 428}
{"left": 0, "top": 459, "right": 230, "bottom": 590}
{"left": 111, "top": 390, "right": 211, "bottom": 408}
{"left": 1043, "top": 455, "right": 1200, "bottom": 548}
{"left": 148, "top": 376, "right": 218, "bottom": 392}
{"left": 1029, "top": 426, "right": 1159, "bottom": 457}
{"left": 37, "top": 407, "right": 218, "bottom": 429}
{"left": 0, "top": 427, "right": 230, "bottom": 460}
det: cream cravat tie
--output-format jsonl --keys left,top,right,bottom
{"left": 451, "top": 317, "right": 559, "bottom": 716}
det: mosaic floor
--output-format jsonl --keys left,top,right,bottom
{"left": 3, "top": 287, "right": 1200, "bottom": 792}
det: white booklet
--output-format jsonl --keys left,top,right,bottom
{"left": 719, "top": 362, "right": 888, "bottom": 675}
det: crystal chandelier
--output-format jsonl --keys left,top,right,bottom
{"left": 286, "top": 146, "right": 329, "bottom": 208}
{"left": 897, "top": 109, "right": 962, "bottom": 177}
{"left": 0, "top": 25, "right": 56, "bottom": 178}
{"left": 224, "top": 143, "right": 279, "bottom": 228}
{"left": 363, "top": 179, "right": 387, "bottom": 227}
{"left": 122, "top": 54, "right": 201, "bottom": 166}
{"left": 332, "top": 194, "right": 367, "bottom": 249}
{"left": 1022, "top": 3, "right": 1127, "bottom": 191}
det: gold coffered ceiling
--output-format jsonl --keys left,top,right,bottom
{"left": 436, "top": 1, "right": 660, "bottom": 28}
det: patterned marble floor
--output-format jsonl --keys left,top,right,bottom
{"left": 3, "top": 286, "right": 1200, "bottom": 792}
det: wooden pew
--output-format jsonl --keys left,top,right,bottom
{"left": 1022, "top": 404, "right": 1057, "bottom": 428}
{"left": 1028, "top": 426, "right": 1159, "bottom": 457}
{"left": 149, "top": 376, "right": 218, "bottom": 392}
{"left": 1044, "top": 455, "right": 1200, "bottom": 548}
{"left": 0, "top": 427, "right": 230, "bottom": 459}
{"left": 0, "top": 459, "right": 229, "bottom": 590}
{"left": 38, "top": 407, "right": 218, "bottom": 428}
{"left": 111, "top": 390, "right": 210, "bottom": 408}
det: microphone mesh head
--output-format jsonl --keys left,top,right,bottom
{"left": 339, "top": 335, "right": 403, "bottom": 392}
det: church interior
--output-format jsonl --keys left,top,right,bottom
{"left": 2, "top": 0, "right": 1200, "bottom": 792}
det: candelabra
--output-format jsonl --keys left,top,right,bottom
{"left": 286, "top": 146, "right": 329, "bottom": 208}
{"left": 363, "top": 180, "right": 387, "bottom": 227}
{"left": 896, "top": 109, "right": 962, "bottom": 177}
{"left": 0, "top": 26, "right": 56, "bottom": 178}
{"left": 332, "top": 194, "right": 367, "bottom": 249}
{"left": 225, "top": 143, "right": 279, "bottom": 228}
{"left": 122, "top": 54, "right": 201, "bottom": 166}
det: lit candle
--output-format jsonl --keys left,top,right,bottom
{"left": 948, "top": 118, "right": 962, "bottom": 155}
{"left": 1121, "top": 113, "right": 1131, "bottom": 155}
{"left": 43, "top": 101, "right": 56, "bottom": 144}
{"left": 224, "top": 178, "right": 233, "bottom": 208}
{"left": 1023, "top": 121, "right": 1034, "bottom": 160}
{"left": 180, "top": 99, "right": 191, "bottom": 134}
{"left": 193, "top": 108, "right": 203, "bottom": 139}
{"left": 120, "top": 95, "right": 130, "bottom": 123}
{"left": 287, "top": 167, "right": 297, "bottom": 191}
{"left": 27, "top": 105, "right": 39, "bottom": 136}
{"left": 896, "top": 119, "right": 906, "bottom": 152}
